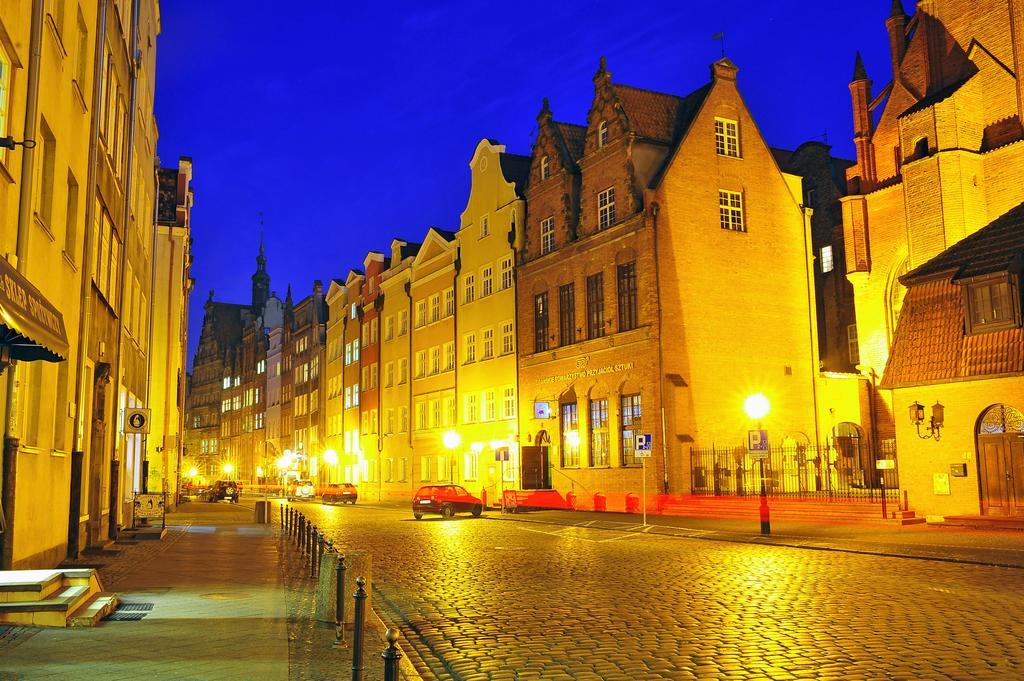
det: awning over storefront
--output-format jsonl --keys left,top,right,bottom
{"left": 0, "top": 256, "right": 69, "bottom": 363}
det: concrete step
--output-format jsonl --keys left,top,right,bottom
{"left": 0, "top": 570, "right": 64, "bottom": 603}
{"left": 0, "top": 568, "right": 111, "bottom": 627}
{"left": 68, "top": 592, "right": 120, "bottom": 627}
{"left": 0, "top": 585, "right": 91, "bottom": 627}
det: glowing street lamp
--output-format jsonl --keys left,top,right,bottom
{"left": 323, "top": 448, "right": 339, "bottom": 465}
{"left": 743, "top": 393, "right": 771, "bottom": 420}
{"left": 187, "top": 467, "right": 198, "bottom": 478}
{"left": 223, "top": 462, "right": 234, "bottom": 476}
{"left": 442, "top": 430, "right": 461, "bottom": 449}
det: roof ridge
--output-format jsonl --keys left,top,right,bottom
{"left": 612, "top": 82, "right": 686, "bottom": 101}
{"left": 555, "top": 120, "right": 586, "bottom": 130}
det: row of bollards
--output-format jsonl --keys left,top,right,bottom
{"left": 281, "top": 504, "right": 403, "bottom": 681}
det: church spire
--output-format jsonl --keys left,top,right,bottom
{"left": 251, "top": 227, "right": 270, "bottom": 313}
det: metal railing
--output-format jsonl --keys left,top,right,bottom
{"left": 690, "top": 439, "right": 900, "bottom": 501}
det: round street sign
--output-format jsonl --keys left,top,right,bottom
{"left": 124, "top": 408, "right": 151, "bottom": 434}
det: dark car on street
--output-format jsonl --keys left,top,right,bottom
{"left": 322, "top": 483, "right": 358, "bottom": 504}
{"left": 208, "top": 480, "right": 240, "bottom": 503}
{"left": 412, "top": 484, "right": 483, "bottom": 519}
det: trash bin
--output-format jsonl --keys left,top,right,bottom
{"left": 255, "top": 500, "right": 271, "bottom": 524}
{"left": 625, "top": 493, "right": 640, "bottom": 514}
{"left": 565, "top": 491, "right": 577, "bottom": 511}
{"left": 593, "top": 492, "right": 607, "bottom": 512}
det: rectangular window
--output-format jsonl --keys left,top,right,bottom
{"left": 370, "top": 318, "right": 379, "bottom": 344}
{"left": 617, "top": 262, "right": 638, "bottom": 332}
{"left": 430, "top": 293, "right": 440, "bottom": 323}
{"left": 64, "top": 171, "right": 79, "bottom": 259}
{"left": 500, "top": 255, "right": 514, "bottom": 290}
{"left": 464, "top": 453, "right": 478, "bottom": 481}
{"left": 483, "top": 390, "right": 496, "bottom": 421}
{"left": 464, "top": 332, "right": 476, "bottom": 363}
{"left": 719, "top": 190, "right": 745, "bottom": 232}
{"left": 967, "top": 280, "right": 1016, "bottom": 332}
{"left": 429, "top": 397, "right": 441, "bottom": 429}
{"left": 558, "top": 284, "right": 575, "bottom": 346}
{"left": 399, "top": 357, "right": 408, "bottom": 383}
{"left": 36, "top": 119, "right": 57, "bottom": 227}
{"left": 589, "top": 399, "right": 609, "bottom": 467}
{"left": 444, "top": 287, "right": 455, "bottom": 317}
{"left": 436, "top": 454, "right": 449, "bottom": 482}
{"left": 415, "top": 300, "right": 427, "bottom": 327}
{"left": 480, "top": 214, "right": 490, "bottom": 238}
{"left": 415, "top": 350, "right": 426, "bottom": 378}
{"left": 0, "top": 45, "right": 10, "bottom": 154}
{"left": 353, "top": 383, "right": 360, "bottom": 406}
{"left": 501, "top": 320, "right": 514, "bottom": 355}
{"left": 400, "top": 406, "right": 409, "bottom": 432}
{"left": 370, "top": 363, "right": 378, "bottom": 389}
{"left": 464, "top": 274, "right": 476, "bottom": 304}
{"left": 847, "top": 324, "right": 860, "bottom": 364}
{"left": 620, "top": 393, "right": 642, "bottom": 466}
{"left": 820, "top": 245, "right": 834, "bottom": 274}
{"left": 598, "top": 187, "right": 615, "bottom": 229}
{"left": 385, "top": 315, "right": 394, "bottom": 340}
{"left": 385, "top": 360, "right": 394, "bottom": 387}
{"left": 560, "top": 402, "right": 579, "bottom": 468}
{"left": 74, "top": 12, "right": 88, "bottom": 88}
{"left": 361, "top": 366, "right": 369, "bottom": 388}
{"left": 482, "top": 327, "right": 494, "bottom": 359}
{"left": 534, "top": 293, "right": 549, "bottom": 352}
{"left": 599, "top": 120, "right": 609, "bottom": 147}
{"left": 444, "top": 341, "right": 455, "bottom": 372}
{"left": 361, "top": 323, "right": 370, "bottom": 347}
{"left": 464, "top": 393, "right": 479, "bottom": 423}
{"left": 385, "top": 408, "right": 395, "bottom": 434}
{"left": 399, "top": 309, "right": 408, "bottom": 335}
{"left": 415, "top": 400, "right": 427, "bottom": 431}
{"left": 443, "top": 393, "right": 456, "bottom": 427}
{"left": 482, "top": 265, "right": 493, "bottom": 297}
{"left": 540, "top": 217, "right": 555, "bottom": 255}
{"left": 502, "top": 386, "right": 516, "bottom": 419}
{"left": 714, "top": 117, "right": 740, "bottom": 158}
{"left": 586, "top": 272, "right": 605, "bottom": 339}
{"left": 430, "top": 346, "right": 440, "bottom": 375}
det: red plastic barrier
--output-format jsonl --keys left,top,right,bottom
{"left": 593, "top": 492, "right": 607, "bottom": 512}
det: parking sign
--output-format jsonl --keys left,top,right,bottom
{"left": 634, "top": 433, "right": 653, "bottom": 458}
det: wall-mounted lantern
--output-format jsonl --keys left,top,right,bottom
{"left": 909, "top": 401, "right": 944, "bottom": 441}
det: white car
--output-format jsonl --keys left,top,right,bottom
{"left": 292, "top": 480, "right": 315, "bottom": 500}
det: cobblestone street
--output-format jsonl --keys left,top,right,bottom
{"left": 291, "top": 501, "right": 1024, "bottom": 680}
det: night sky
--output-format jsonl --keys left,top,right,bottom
{"left": 155, "top": 1, "right": 894, "bottom": 368}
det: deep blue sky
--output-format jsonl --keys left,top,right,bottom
{"left": 156, "top": 1, "right": 894, "bottom": 368}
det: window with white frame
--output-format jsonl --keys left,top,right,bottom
{"left": 464, "top": 274, "right": 476, "bottom": 304}
{"left": 400, "top": 406, "right": 409, "bottom": 432}
{"left": 444, "top": 341, "right": 455, "bottom": 372}
{"left": 719, "top": 190, "right": 745, "bottom": 232}
{"left": 430, "top": 346, "right": 440, "bottom": 375}
{"left": 482, "top": 327, "right": 494, "bottom": 359}
{"left": 345, "top": 387, "right": 352, "bottom": 409}
{"left": 399, "top": 357, "right": 408, "bottom": 383}
{"left": 820, "top": 245, "right": 834, "bottom": 274}
{"left": 482, "top": 265, "right": 493, "bottom": 297}
{"left": 598, "top": 187, "right": 615, "bottom": 230}
{"left": 598, "top": 120, "right": 609, "bottom": 147}
{"left": 385, "top": 315, "right": 394, "bottom": 340}
{"left": 847, "top": 324, "right": 860, "bottom": 364}
{"left": 353, "top": 383, "right": 360, "bottom": 406}
{"left": 415, "top": 300, "right": 426, "bottom": 327}
{"left": 430, "top": 293, "right": 440, "bottom": 323}
{"left": 385, "top": 408, "right": 395, "bottom": 434}
{"left": 464, "top": 393, "right": 479, "bottom": 423}
{"left": 464, "top": 453, "right": 478, "bottom": 481}
{"left": 500, "top": 255, "right": 513, "bottom": 290}
{"left": 501, "top": 320, "right": 514, "bottom": 355}
{"left": 352, "top": 342, "right": 359, "bottom": 362}
{"left": 464, "top": 332, "right": 476, "bottom": 363}
{"left": 385, "top": 361, "right": 394, "bottom": 386}
{"left": 714, "top": 117, "right": 740, "bottom": 158}
{"left": 399, "top": 309, "right": 408, "bottom": 335}
{"left": 541, "top": 217, "right": 555, "bottom": 255}
{"left": 502, "top": 386, "right": 516, "bottom": 419}
{"left": 370, "top": 318, "right": 379, "bottom": 343}
{"left": 444, "top": 287, "right": 455, "bottom": 317}
{"left": 483, "top": 390, "right": 496, "bottom": 421}
{"left": 415, "top": 350, "right": 426, "bottom": 378}
{"left": 541, "top": 155, "right": 550, "bottom": 179}
{"left": 480, "top": 214, "right": 490, "bottom": 238}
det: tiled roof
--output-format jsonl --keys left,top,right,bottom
{"left": 556, "top": 122, "right": 586, "bottom": 161}
{"left": 499, "top": 152, "right": 530, "bottom": 196}
{"left": 613, "top": 83, "right": 711, "bottom": 144}
{"left": 881, "top": 278, "right": 1024, "bottom": 387}
{"left": 902, "top": 201, "right": 1024, "bottom": 283}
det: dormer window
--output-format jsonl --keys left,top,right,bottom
{"left": 598, "top": 120, "right": 609, "bottom": 147}
{"left": 714, "top": 118, "right": 740, "bottom": 158}
{"left": 541, "top": 155, "right": 550, "bottom": 179}
{"left": 965, "top": 277, "right": 1019, "bottom": 334}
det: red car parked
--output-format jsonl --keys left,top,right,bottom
{"left": 412, "top": 485, "right": 484, "bottom": 520}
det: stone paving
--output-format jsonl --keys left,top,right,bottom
{"left": 292, "top": 501, "right": 1024, "bottom": 681}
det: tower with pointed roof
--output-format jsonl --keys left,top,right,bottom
{"left": 251, "top": 234, "right": 271, "bottom": 313}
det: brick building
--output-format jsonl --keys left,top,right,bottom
{"left": 289, "top": 282, "right": 326, "bottom": 477}
{"left": 517, "top": 57, "right": 820, "bottom": 507}
{"left": 843, "top": 0, "right": 1024, "bottom": 517}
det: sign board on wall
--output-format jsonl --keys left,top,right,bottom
{"left": 124, "top": 408, "right": 151, "bottom": 434}
{"left": 933, "top": 472, "right": 951, "bottom": 496}
{"left": 533, "top": 402, "right": 550, "bottom": 419}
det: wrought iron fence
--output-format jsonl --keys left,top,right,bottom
{"left": 690, "top": 439, "right": 900, "bottom": 501}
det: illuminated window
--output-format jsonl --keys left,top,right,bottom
{"left": 847, "top": 324, "right": 859, "bottom": 365}
{"left": 534, "top": 293, "right": 549, "bottom": 352}
{"left": 620, "top": 393, "right": 642, "bottom": 466}
{"left": 464, "top": 332, "right": 476, "bottom": 363}
{"left": 719, "top": 190, "right": 745, "bottom": 232}
{"left": 502, "top": 386, "right": 516, "bottom": 419}
{"left": 444, "top": 341, "right": 455, "bottom": 372}
{"left": 966, "top": 279, "right": 1018, "bottom": 334}
{"left": 598, "top": 187, "right": 615, "bottom": 229}
{"left": 430, "top": 346, "right": 440, "bottom": 375}
{"left": 540, "top": 217, "right": 555, "bottom": 255}
{"left": 714, "top": 118, "right": 740, "bottom": 158}
{"left": 589, "top": 399, "right": 609, "bottom": 467}
{"left": 820, "top": 245, "right": 834, "bottom": 274}
{"left": 483, "top": 390, "right": 496, "bottom": 421}
{"left": 464, "top": 393, "right": 479, "bottom": 423}
{"left": 541, "top": 155, "right": 550, "bottom": 179}
{"left": 501, "top": 320, "right": 514, "bottom": 355}
{"left": 500, "top": 256, "right": 514, "bottom": 290}
{"left": 482, "top": 327, "right": 494, "bottom": 359}
{"left": 560, "top": 402, "right": 579, "bottom": 468}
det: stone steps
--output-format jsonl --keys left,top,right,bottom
{"left": 0, "top": 569, "right": 113, "bottom": 627}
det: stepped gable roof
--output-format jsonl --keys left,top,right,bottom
{"left": 555, "top": 122, "right": 587, "bottom": 161}
{"left": 498, "top": 152, "right": 531, "bottom": 195}
{"left": 204, "top": 301, "right": 249, "bottom": 354}
{"left": 902, "top": 201, "right": 1024, "bottom": 284}
{"left": 899, "top": 73, "right": 975, "bottom": 118}
{"left": 612, "top": 83, "right": 711, "bottom": 145}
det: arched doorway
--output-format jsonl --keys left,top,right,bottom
{"left": 977, "top": 404, "right": 1024, "bottom": 516}
{"left": 833, "top": 422, "right": 871, "bottom": 490}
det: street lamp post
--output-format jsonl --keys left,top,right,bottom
{"left": 743, "top": 394, "right": 771, "bottom": 536}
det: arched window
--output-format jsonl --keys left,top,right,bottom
{"left": 913, "top": 136, "right": 929, "bottom": 160}
{"left": 598, "top": 120, "right": 609, "bottom": 147}
{"left": 540, "top": 155, "right": 550, "bottom": 179}
{"left": 978, "top": 404, "right": 1024, "bottom": 434}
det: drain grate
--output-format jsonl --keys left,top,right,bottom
{"left": 103, "top": 601, "right": 154, "bottom": 622}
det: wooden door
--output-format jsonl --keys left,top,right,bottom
{"left": 521, "top": 446, "right": 548, "bottom": 490}
{"left": 979, "top": 435, "right": 1024, "bottom": 516}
